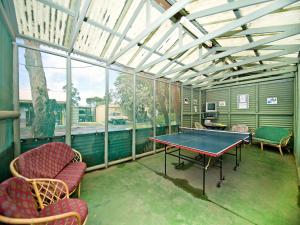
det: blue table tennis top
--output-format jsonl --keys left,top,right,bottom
{"left": 150, "top": 129, "right": 250, "bottom": 157}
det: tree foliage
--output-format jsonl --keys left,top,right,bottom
{"left": 62, "top": 84, "right": 81, "bottom": 106}
{"left": 112, "top": 74, "right": 173, "bottom": 125}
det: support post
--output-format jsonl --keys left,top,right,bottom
{"left": 13, "top": 43, "right": 20, "bottom": 157}
{"left": 153, "top": 79, "right": 157, "bottom": 152}
{"left": 65, "top": 56, "right": 72, "bottom": 145}
{"left": 132, "top": 73, "right": 136, "bottom": 160}
{"left": 180, "top": 85, "right": 184, "bottom": 128}
{"left": 104, "top": 67, "right": 109, "bottom": 167}
{"left": 191, "top": 87, "right": 193, "bottom": 128}
{"left": 256, "top": 84, "right": 259, "bottom": 128}
{"left": 168, "top": 82, "right": 171, "bottom": 134}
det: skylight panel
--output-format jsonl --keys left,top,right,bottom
{"left": 14, "top": 0, "right": 73, "bottom": 46}
{"left": 86, "top": 0, "right": 126, "bottom": 30}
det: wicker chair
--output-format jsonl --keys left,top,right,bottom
{"left": 10, "top": 142, "right": 86, "bottom": 197}
{"left": 0, "top": 177, "right": 88, "bottom": 225}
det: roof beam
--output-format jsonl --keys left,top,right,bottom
{"left": 135, "top": 23, "right": 178, "bottom": 71}
{"left": 192, "top": 62, "right": 295, "bottom": 85}
{"left": 86, "top": 19, "right": 192, "bottom": 70}
{"left": 228, "top": 0, "right": 263, "bottom": 65}
{"left": 68, "top": 0, "right": 92, "bottom": 53}
{"left": 161, "top": 27, "right": 299, "bottom": 78}
{"left": 186, "top": 0, "right": 272, "bottom": 21}
{"left": 214, "top": 44, "right": 300, "bottom": 52}
{"left": 202, "top": 73, "right": 294, "bottom": 90}
{"left": 220, "top": 23, "right": 300, "bottom": 37}
{"left": 137, "top": 0, "right": 298, "bottom": 72}
{"left": 197, "top": 67, "right": 296, "bottom": 87}
{"left": 37, "top": 0, "right": 75, "bottom": 16}
{"left": 179, "top": 46, "right": 300, "bottom": 82}
{"left": 107, "top": 0, "right": 191, "bottom": 64}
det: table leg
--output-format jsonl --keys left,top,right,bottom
{"left": 217, "top": 155, "right": 225, "bottom": 187}
{"left": 234, "top": 146, "right": 239, "bottom": 171}
{"left": 239, "top": 143, "right": 242, "bottom": 162}
{"left": 202, "top": 155, "right": 206, "bottom": 195}
{"left": 164, "top": 145, "right": 167, "bottom": 176}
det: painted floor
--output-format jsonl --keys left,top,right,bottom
{"left": 81, "top": 144, "right": 300, "bottom": 225}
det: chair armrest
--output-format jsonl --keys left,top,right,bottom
{"left": 28, "top": 178, "right": 69, "bottom": 209}
{"left": 0, "top": 211, "right": 81, "bottom": 225}
{"left": 280, "top": 133, "right": 292, "bottom": 147}
{"left": 72, "top": 148, "right": 82, "bottom": 162}
{"left": 9, "top": 157, "right": 27, "bottom": 179}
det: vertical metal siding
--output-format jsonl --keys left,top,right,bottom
{"left": 0, "top": 14, "right": 14, "bottom": 181}
{"left": 258, "top": 81, "right": 294, "bottom": 114}
{"left": 204, "top": 79, "right": 294, "bottom": 131}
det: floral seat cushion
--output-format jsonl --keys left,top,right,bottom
{"left": 16, "top": 142, "right": 76, "bottom": 179}
{"left": 0, "top": 177, "right": 38, "bottom": 218}
{"left": 55, "top": 162, "right": 87, "bottom": 193}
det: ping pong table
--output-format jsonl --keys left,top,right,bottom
{"left": 149, "top": 127, "right": 251, "bottom": 195}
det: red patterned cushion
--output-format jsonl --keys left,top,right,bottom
{"left": 39, "top": 198, "right": 88, "bottom": 225}
{"left": 0, "top": 177, "right": 38, "bottom": 218}
{"left": 17, "top": 142, "right": 75, "bottom": 178}
{"left": 55, "top": 162, "right": 86, "bottom": 193}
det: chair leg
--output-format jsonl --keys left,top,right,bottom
{"left": 260, "top": 142, "right": 264, "bottom": 151}
{"left": 278, "top": 145, "right": 283, "bottom": 156}
{"left": 77, "top": 182, "right": 81, "bottom": 198}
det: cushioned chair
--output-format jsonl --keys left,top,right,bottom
{"left": 231, "top": 124, "right": 249, "bottom": 133}
{"left": 0, "top": 177, "right": 88, "bottom": 224}
{"left": 252, "top": 126, "right": 292, "bottom": 156}
{"left": 10, "top": 142, "right": 86, "bottom": 197}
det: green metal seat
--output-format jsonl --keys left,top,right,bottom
{"left": 252, "top": 126, "right": 292, "bottom": 156}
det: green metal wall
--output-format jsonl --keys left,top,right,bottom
{"left": 182, "top": 87, "right": 201, "bottom": 128}
{"left": 0, "top": 14, "right": 14, "bottom": 181}
{"left": 295, "top": 67, "right": 300, "bottom": 179}
{"left": 204, "top": 78, "right": 294, "bottom": 131}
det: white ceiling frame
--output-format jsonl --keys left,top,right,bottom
{"left": 202, "top": 73, "right": 294, "bottom": 90}
{"left": 214, "top": 44, "right": 300, "bottom": 52}
{"left": 135, "top": 23, "right": 178, "bottom": 72}
{"left": 186, "top": 0, "right": 273, "bottom": 21}
{"left": 198, "top": 67, "right": 296, "bottom": 88}
{"left": 136, "top": 0, "right": 298, "bottom": 73}
{"left": 68, "top": 0, "right": 92, "bottom": 54}
{"left": 107, "top": 0, "right": 191, "bottom": 65}
{"left": 180, "top": 46, "right": 300, "bottom": 83}
{"left": 36, "top": 0, "right": 75, "bottom": 16}
{"left": 192, "top": 62, "right": 296, "bottom": 86}
{"left": 108, "top": 0, "right": 145, "bottom": 60}
{"left": 163, "top": 26, "right": 300, "bottom": 79}
{"left": 86, "top": 18, "right": 193, "bottom": 70}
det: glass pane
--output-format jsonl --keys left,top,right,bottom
{"left": 70, "top": 60, "right": 106, "bottom": 166}
{"left": 19, "top": 47, "right": 66, "bottom": 139}
{"left": 156, "top": 80, "right": 169, "bottom": 135}
{"left": 108, "top": 70, "right": 133, "bottom": 161}
{"left": 136, "top": 76, "right": 154, "bottom": 154}
{"left": 170, "top": 83, "right": 181, "bottom": 133}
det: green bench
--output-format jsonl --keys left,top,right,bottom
{"left": 252, "top": 126, "right": 292, "bottom": 156}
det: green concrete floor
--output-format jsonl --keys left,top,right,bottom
{"left": 81, "top": 145, "right": 300, "bottom": 225}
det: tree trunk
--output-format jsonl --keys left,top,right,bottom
{"left": 25, "top": 41, "right": 55, "bottom": 137}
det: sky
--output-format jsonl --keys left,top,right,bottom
{"left": 19, "top": 47, "right": 120, "bottom": 106}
